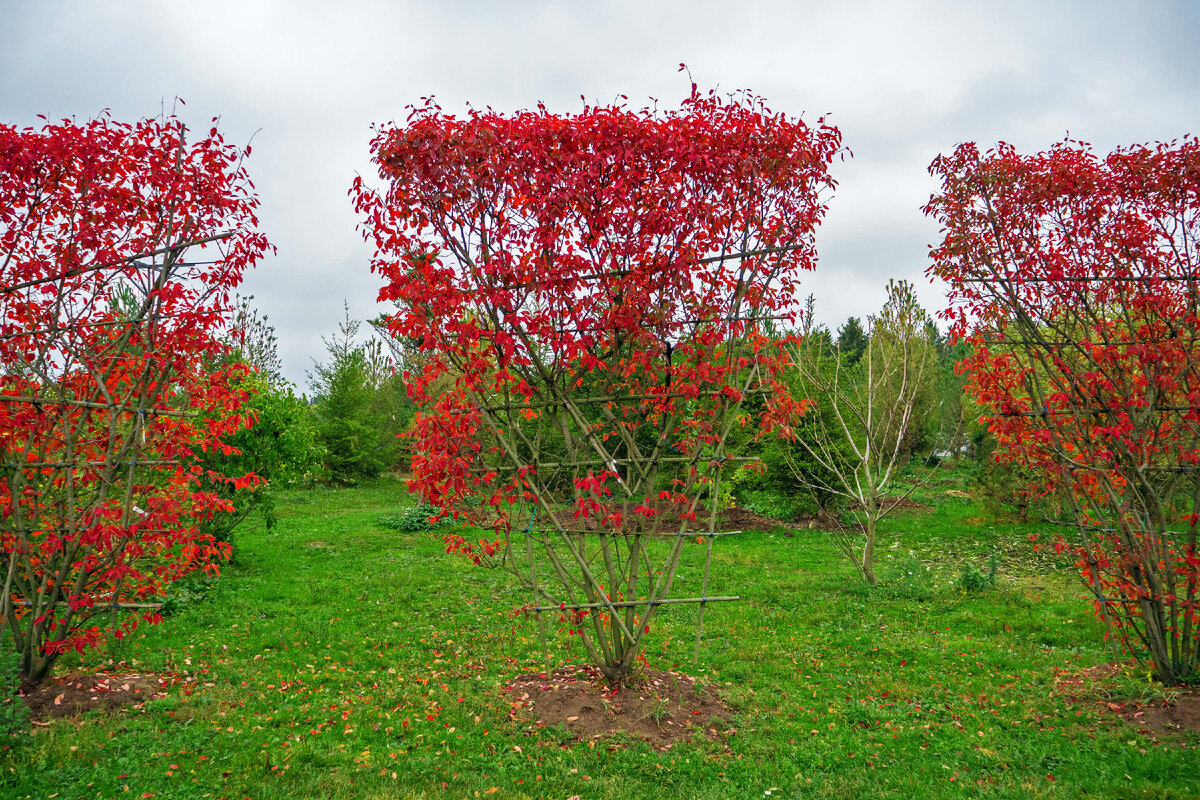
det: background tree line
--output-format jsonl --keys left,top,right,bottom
{"left": 213, "top": 285, "right": 1039, "bottom": 552}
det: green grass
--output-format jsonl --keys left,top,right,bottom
{"left": 2, "top": 474, "right": 1197, "bottom": 799}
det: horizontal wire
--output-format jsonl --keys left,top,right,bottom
{"left": 450, "top": 387, "right": 772, "bottom": 416}
{"left": 524, "top": 528, "right": 743, "bottom": 537}
{"left": 0, "top": 232, "right": 233, "bottom": 295}
{"left": 1, "top": 459, "right": 180, "bottom": 469}
{"left": 0, "top": 396, "right": 198, "bottom": 418}
{"left": 959, "top": 274, "right": 1200, "bottom": 283}
{"left": 997, "top": 405, "right": 1199, "bottom": 417}
{"left": 470, "top": 455, "right": 759, "bottom": 473}
{"left": 1036, "top": 517, "right": 1195, "bottom": 538}
{"left": 531, "top": 595, "right": 739, "bottom": 613}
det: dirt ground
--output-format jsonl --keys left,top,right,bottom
{"left": 729, "top": 498, "right": 932, "bottom": 535}
{"left": 1056, "top": 661, "right": 1200, "bottom": 738}
{"left": 25, "top": 663, "right": 732, "bottom": 751}
{"left": 20, "top": 672, "right": 170, "bottom": 722}
{"left": 503, "top": 664, "right": 733, "bottom": 749}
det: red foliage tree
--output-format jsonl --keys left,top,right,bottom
{"left": 0, "top": 114, "right": 270, "bottom": 683}
{"left": 354, "top": 85, "right": 841, "bottom": 682}
{"left": 927, "top": 137, "right": 1200, "bottom": 684}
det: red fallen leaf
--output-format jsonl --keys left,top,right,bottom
{"left": 53, "top": 694, "right": 64, "bottom": 706}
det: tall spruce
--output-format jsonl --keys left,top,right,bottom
{"left": 837, "top": 316, "right": 868, "bottom": 367}
{"left": 309, "top": 304, "right": 388, "bottom": 483}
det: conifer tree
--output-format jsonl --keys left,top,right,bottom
{"left": 309, "top": 305, "right": 388, "bottom": 483}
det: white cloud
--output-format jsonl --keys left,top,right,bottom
{"left": 3, "top": 0, "right": 1197, "bottom": 384}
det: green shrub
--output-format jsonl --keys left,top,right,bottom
{"left": 159, "top": 573, "right": 221, "bottom": 616}
{"left": 738, "top": 487, "right": 813, "bottom": 521}
{"left": 378, "top": 503, "right": 444, "bottom": 533}
{"left": 958, "top": 553, "right": 999, "bottom": 592}
{"left": 194, "top": 371, "right": 326, "bottom": 551}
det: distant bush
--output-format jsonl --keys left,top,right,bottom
{"left": 379, "top": 503, "right": 444, "bottom": 533}
{"left": 159, "top": 573, "right": 222, "bottom": 616}
{"left": 195, "top": 371, "right": 326, "bottom": 550}
{"left": 958, "top": 553, "right": 999, "bottom": 592}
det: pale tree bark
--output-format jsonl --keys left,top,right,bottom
{"left": 784, "top": 282, "right": 952, "bottom": 585}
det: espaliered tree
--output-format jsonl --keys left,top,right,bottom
{"left": 354, "top": 84, "right": 842, "bottom": 684}
{"left": 0, "top": 114, "right": 269, "bottom": 683}
{"left": 927, "top": 137, "right": 1200, "bottom": 685}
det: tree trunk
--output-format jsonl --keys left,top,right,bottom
{"left": 862, "top": 514, "right": 878, "bottom": 586}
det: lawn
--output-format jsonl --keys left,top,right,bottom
{"left": 2, "top": 473, "right": 1196, "bottom": 799}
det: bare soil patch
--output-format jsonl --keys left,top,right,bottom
{"left": 503, "top": 665, "right": 732, "bottom": 749}
{"left": 1057, "top": 661, "right": 1200, "bottom": 739}
{"left": 780, "top": 499, "right": 933, "bottom": 534}
{"left": 538, "top": 498, "right": 934, "bottom": 538}
{"left": 547, "top": 503, "right": 791, "bottom": 535}
{"left": 719, "top": 506, "right": 797, "bottom": 533}
{"left": 885, "top": 496, "right": 934, "bottom": 513}
{"left": 1119, "top": 694, "right": 1200, "bottom": 737}
{"left": 22, "top": 672, "right": 170, "bottom": 722}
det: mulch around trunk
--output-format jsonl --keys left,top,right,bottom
{"left": 503, "top": 665, "right": 733, "bottom": 749}
{"left": 21, "top": 672, "right": 170, "bottom": 722}
{"left": 1057, "top": 661, "right": 1200, "bottom": 739}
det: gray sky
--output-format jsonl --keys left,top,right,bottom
{"left": 3, "top": 0, "right": 1197, "bottom": 387}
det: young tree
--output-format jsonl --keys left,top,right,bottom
{"left": 0, "top": 114, "right": 269, "bottom": 683}
{"left": 928, "top": 137, "right": 1200, "bottom": 685}
{"left": 225, "top": 293, "right": 285, "bottom": 385}
{"left": 355, "top": 84, "right": 842, "bottom": 683}
{"left": 308, "top": 305, "right": 389, "bottom": 484}
{"left": 784, "top": 281, "right": 942, "bottom": 585}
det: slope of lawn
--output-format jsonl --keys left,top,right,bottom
{"left": 2, "top": 472, "right": 1196, "bottom": 799}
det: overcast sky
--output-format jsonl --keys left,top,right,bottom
{"left": 3, "top": 1, "right": 1197, "bottom": 387}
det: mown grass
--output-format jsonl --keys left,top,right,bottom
{"left": 2, "top": 472, "right": 1197, "bottom": 799}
